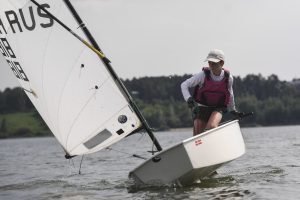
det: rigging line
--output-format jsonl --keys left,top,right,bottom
{"left": 77, "top": 23, "right": 85, "bottom": 29}
{"left": 55, "top": 41, "right": 87, "bottom": 149}
{"left": 106, "top": 147, "right": 147, "bottom": 160}
{"left": 29, "top": 0, "right": 109, "bottom": 63}
{"left": 68, "top": 157, "right": 75, "bottom": 168}
{"left": 23, "top": 88, "right": 37, "bottom": 98}
{"left": 137, "top": 130, "right": 147, "bottom": 141}
{"left": 64, "top": 84, "right": 99, "bottom": 150}
{"left": 152, "top": 139, "right": 155, "bottom": 155}
{"left": 64, "top": 77, "right": 111, "bottom": 152}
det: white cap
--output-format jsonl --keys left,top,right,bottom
{"left": 204, "top": 49, "right": 225, "bottom": 63}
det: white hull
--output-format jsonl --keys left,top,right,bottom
{"left": 129, "top": 120, "right": 245, "bottom": 186}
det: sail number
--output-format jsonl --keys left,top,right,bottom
{"left": 0, "top": 37, "right": 29, "bottom": 82}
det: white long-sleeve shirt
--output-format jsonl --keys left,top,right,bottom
{"left": 181, "top": 69, "right": 236, "bottom": 111}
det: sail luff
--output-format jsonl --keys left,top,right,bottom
{"left": 63, "top": 0, "right": 163, "bottom": 151}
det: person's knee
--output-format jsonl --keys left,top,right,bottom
{"left": 206, "top": 123, "right": 218, "bottom": 130}
{"left": 193, "top": 119, "right": 206, "bottom": 135}
{"left": 194, "top": 119, "right": 203, "bottom": 126}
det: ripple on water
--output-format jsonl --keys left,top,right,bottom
{"left": 0, "top": 179, "right": 70, "bottom": 191}
{"left": 207, "top": 187, "right": 252, "bottom": 200}
{"left": 248, "top": 166, "right": 284, "bottom": 175}
{"left": 286, "top": 164, "right": 300, "bottom": 168}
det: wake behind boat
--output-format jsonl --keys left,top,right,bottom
{"left": 129, "top": 114, "right": 251, "bottom": 186}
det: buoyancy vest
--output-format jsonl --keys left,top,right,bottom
{"left": 193, "top": 67, "right": 230, "bottom": 107}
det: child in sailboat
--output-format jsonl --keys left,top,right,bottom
{"left": 181, "top": 49, "right": 242, "bottom": 135}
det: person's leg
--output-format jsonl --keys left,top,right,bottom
{"left": 206, "top": 111, "right": 222, "bottom": 130}
{"left": 193, "top": 118, "right": 207, "bottom": 136}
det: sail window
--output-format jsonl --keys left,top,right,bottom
{"left": 84, "top": 129, "right": 112, "bottom": 149}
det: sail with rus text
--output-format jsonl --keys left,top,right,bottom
{"left": 0, "top": 0, "right": 142, "bottom": 156}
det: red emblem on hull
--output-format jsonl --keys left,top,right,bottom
{"left": 195, "top": 139, "right": 203, "bottom": 146}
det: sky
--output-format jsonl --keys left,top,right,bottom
{"left": 1, "top": 0, "right": 300, "bottom": 90}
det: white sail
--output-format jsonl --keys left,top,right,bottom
{"left": 0, "top": 0, "right": 142, "bottom": 156}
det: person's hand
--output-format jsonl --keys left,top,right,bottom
{"left": 230, "top": 110, "right": 244, "bottom": 118}
{"left": 187, "top": 97, "right": 196, "bottom": 109}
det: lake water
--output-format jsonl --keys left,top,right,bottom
{"left": 0, "top": 125, "right": 300, "bottom": 200}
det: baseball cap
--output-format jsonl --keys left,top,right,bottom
{"left": 204, "top": 49, "right": 225, "bottom": 63}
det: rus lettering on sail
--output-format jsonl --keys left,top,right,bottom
{"left": 2, "top": 3, "right": 53, "bottom": 34}
{"left": 0, "top": 17, "right": 7, "bottom": 34}
{"left": 0, "top": 3, "right": 54, "bottom": 82}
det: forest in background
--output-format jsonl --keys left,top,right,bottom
{"left": 0, "top": 74, "right": 300, "bottom": 138}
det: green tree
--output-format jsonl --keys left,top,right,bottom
{"left": 0, "top": 91, "right": 5, "bottom": 113}
{"left": 4, "top": 88, "right": 27, "bottom": 112}
{"left": 0, "top": 118, "right": 8, "bottom": 138}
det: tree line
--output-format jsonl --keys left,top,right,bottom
{"left": 0, "top": 74, "right": 300, "bottom": 136}
{"left": 124, "top": 74, "right": 300, "bottom": 129}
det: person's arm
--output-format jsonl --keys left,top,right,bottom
{"left": 180, "top": 72, "right": 205, "bottom": 101}
{"left": 227, "top": 75, "right": 236, "bottom": 111}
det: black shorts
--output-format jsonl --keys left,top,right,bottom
{"left": 192, "top": 106, "right": 227, "bottom": 122}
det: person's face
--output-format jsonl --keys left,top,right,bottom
{"left": 208, "top": 61, "right": 222, "bottom": 69}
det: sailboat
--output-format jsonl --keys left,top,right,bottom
{"left": 0, "top": 0, "right": 251, "bottom": 186}
{"left": 129, "top": 116, "right": 251, "bottom": 186}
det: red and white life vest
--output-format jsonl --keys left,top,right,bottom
{"left": 193, "top": 67, "right": 230, "bottom": 107}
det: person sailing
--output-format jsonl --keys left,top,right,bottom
{"left": 181, "top": 49, "right": 242, "bottom": 135}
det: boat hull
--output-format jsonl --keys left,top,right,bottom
{"left": 129, "top": 120, "right": 245, "bottom": 186}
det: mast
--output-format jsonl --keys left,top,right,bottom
{"left": 30, "top": 0, "right": 162, "bottom": 151}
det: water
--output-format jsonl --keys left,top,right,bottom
{"left": 0, "top": 125, "right": 300, "bottom": 200}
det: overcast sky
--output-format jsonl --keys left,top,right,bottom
{"left": 1, "top": 0, "right": 300, "bottom": 90}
